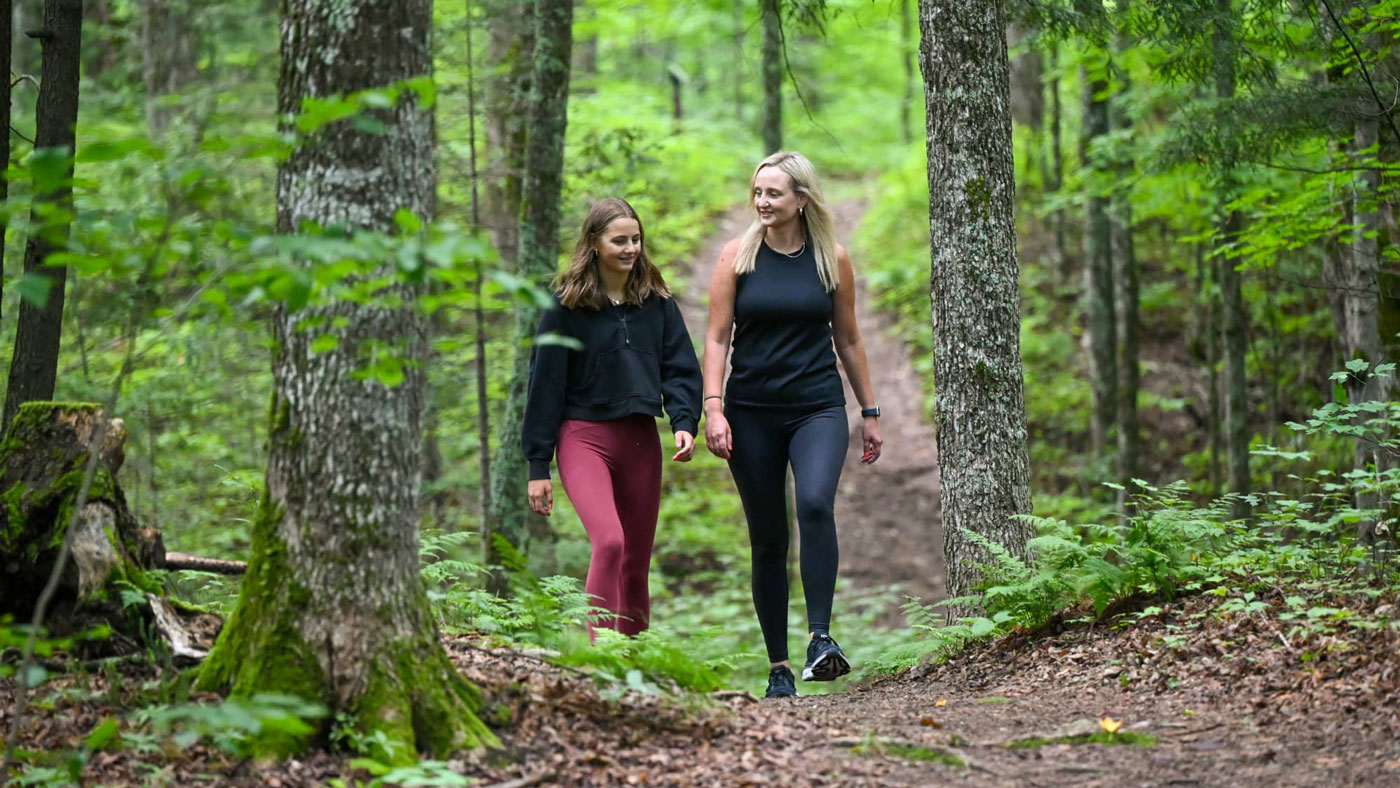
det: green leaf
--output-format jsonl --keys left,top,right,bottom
{"left": 28, "top": 146, "right": 72, "bottom": 194}
{"left": 85, "top": 717, "right": 120, "bottom": 751}
{"left": 310, "top": 334, "right": 340, "bottom": 354}
{"left": 17, "top": 272, "right": 53, "bottom": 308}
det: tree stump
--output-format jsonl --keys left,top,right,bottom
{"left": 0, "top": 402, "right": 170, "bottom": 651}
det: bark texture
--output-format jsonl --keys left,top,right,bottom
{"left": 760, "top": 0, "right": 781, "bottom": 153}
{"left": 3, "top": 0, "right": 83, "bottom": 432}
{"left": 484, "top": 0, "right": 573, "bottom": 587}
{"left": 1081, "top": 56, "right": 1116, "bottom": 464}
{"left": 918, "top": 0, "right": 1034, "bottom": 604}
{"left": 196, "top": 0, "right": 492, "bottom": 759}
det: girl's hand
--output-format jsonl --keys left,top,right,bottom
{"left": 861, "top": 418, "right": 883, "bottom": 464}
{"left": 672, "top": 430, "right": 696, "bottom": 462}
{"left": 528, "top": 479, "right": 553, "bottom": 516}
{"left": 705, "top": 409, "right": 733, "bottom": 459}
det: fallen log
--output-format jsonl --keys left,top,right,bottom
{"left": 162, "top": 551, "right": 247, "bottom": 575}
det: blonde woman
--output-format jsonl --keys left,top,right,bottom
{"left": 702, "top": 151, "right": 883, "bottom": 698}
{"left": 522, "top": 197, "right": 702, "bottom": 639}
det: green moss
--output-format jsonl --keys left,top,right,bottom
{"left": 853, "top": 739, "right": 965, "bottom": 768}
{"left": 1008, "top": 731, "right": 1156, "bottom": 749}
{"left": 197, "top": 493, "right": 327, "bottom": 757}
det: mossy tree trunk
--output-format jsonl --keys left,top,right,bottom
{"left": 0, "top": 403, "right": 164, "bottom": 640}
{"left": 484, "top": 0, "right": 573, "bottom": 589}
{"left": 918, "top": 0, "right": 1034, "bottom": 606}
{"left": 195, "top": 0, "right": 493, "bottom": 760}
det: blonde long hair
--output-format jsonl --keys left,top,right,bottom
{"left": 732, "top": 151, "right": 838, "bottom": 292}
{"left": 556, "top": 197, "right": 671, "bottom": 310}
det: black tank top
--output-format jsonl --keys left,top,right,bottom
{"left": 726, "top": 239, "right": 845, "bottom": 409}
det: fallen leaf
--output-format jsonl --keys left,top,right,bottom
{"left": 1100, "top": 717, "right": 1122, "bottom": 734}
{"left": 935, "top": 698, "right": 947, "bottom": 707}
{"left": 920, "top": 717, "right": 942, "bottom": 728}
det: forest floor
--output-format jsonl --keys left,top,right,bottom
{"left": 5, "top": 204, "right": 1400, "bottom": 786}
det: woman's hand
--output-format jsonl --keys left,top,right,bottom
{"left": 705, "top": 407, "right": 733, "bottom": 459}
{"left": 528, "top": 479, "right": 553, "bottom": 516}
{"left": 672, "top": 430, "right": 696, "bottom": 462}
{"left": 861, "top": 417, "right": 883, "bottom": 464}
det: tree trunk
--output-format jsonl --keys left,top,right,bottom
{"left": 0, "top": 0, "right": 10, "bottom": 312}
{"left": 760, "top": 0, "right": 781, "bottom": 153}
{"left": 1111, "top": 4, "right": 1140, "bottom": 503}
{"left": 466, "top": 0, "right": 492, "bottom": 521}
{"left": 1048, "top": 43, "right": 1068, "bottom": 278}
{"left": 139, "top": 0, "right": 198, "bottom": 138}
{"left": 732, "top": 0, "right": 744, "bottom": 122}
{"left": 1196, "top": 242, "right": 1223, "bottom": 497}
{"left": 918, "top": 0, "right": 1034, "bottom": 606}
{"left": 195, "top": 0, "right": 493, "bottom": 760}
{"left": 1081, "top": 56, "right": 1115, "bottom": 465}
{"left": 482, "top": 0, "right": 534, "bottom": 269}
{"left": 484, "top": 0, "right": 573, "bottom": 589}
{"left": 1349, "top": 114, "right": 1385, "bottom": 540}
{"left": 0, "top": 404, "right": 163, "bottom": 627}
{"left": 1214, "top": 0, "right": 1250, "bottom": 518}
{"left": 3, "top": 0, "right": 83, "bottom": 433}
{"left": 900, "top": 0, "right": 914, "bottom": 145}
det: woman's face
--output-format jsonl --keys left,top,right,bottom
{"left": 593, "top": 216, "right": 642, "bottom": 281}
{"left": 752, "top": 166, "right": 806, "bottom": 228}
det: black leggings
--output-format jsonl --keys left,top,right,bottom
{"left": 725, "top": 404, "right": 848, "bottom": 664}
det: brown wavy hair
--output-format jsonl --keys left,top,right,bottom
{"left": 556, "top": 197, "right": 671, "bottom": 310}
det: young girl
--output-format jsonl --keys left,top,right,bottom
{"left": 703, "top": 151, "right": 883, "bottom": 698}
{"left": 521, "top": 197, "right": 702, "bottom": 638}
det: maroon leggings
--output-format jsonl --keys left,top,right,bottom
{"left": 556, "top": 415, "right": 662, "bottom": 637}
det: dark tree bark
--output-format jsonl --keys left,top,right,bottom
{"left": 760, "top": 0, "right": 781, "bottom": 153}
{"left": 1081, "top": 54, "right": 1116, "bottom": 464}
{"left": 918, "top": 0, "right": 1034, "bottom": 605}
{"left": 1, "top": 0, "right": 11, "bottom": 313}
{"left": 3, "top": 0, "right": 83, "bottom": 433}
{"left": 195, "top": 0, "right": 492, "bottom": 758}
{"left": 484, "top": 0, "right": 573, "bottom": 589}
{"left": 139, "top": 0, "right": 198, "bottom": 138}
{"left": 1214, "top": 0, "right": 1250, "bottom": 518}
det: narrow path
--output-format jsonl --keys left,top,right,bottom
{"left": 677, "top": 201, "right": 946, "bottom": 622}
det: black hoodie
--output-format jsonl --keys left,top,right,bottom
{"left": 520, "top": 294, "right": 702, "bottom": 480}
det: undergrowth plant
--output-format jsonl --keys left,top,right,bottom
{"left": 876, "top": 370, "right": 1400, "bottom": 675}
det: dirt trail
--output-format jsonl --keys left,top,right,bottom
{"left": 677, "top": 201, "right": 946, "bottom": 619}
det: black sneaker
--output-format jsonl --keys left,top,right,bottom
{"left": 764, "top": 665, "right": 797, "bottom": 698}
{"left": 802, "top": 634, "right": 851, "bottom": 681}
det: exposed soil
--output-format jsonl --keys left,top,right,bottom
{"left": 6, "top": 585, "right": 1396, "bottom": 786}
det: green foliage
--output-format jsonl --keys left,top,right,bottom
{"left": 129, "top": 692, "right": 328, "bottom": 757}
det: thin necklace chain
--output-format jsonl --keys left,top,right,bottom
{"left": 770, "top": 238, "right": 806, "bottom": 258}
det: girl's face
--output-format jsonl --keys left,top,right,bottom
{"left": 752, "top": 167, "right": 806, "bottom": 228}
{"left": 593, "top": 217, "right": 642, "bottom": 281}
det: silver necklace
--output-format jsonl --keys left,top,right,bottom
{"left": 771, "top": 239, "right": 805, "bottom": 258}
